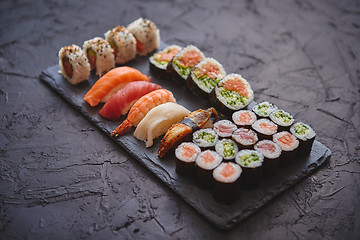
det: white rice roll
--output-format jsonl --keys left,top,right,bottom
{"left": 134, "top": 102, "right": 190, "bottom": 147}
{"left": 104, "top": 26, "right": 137, "bottom": 64}
{"left": 127, "top": 18, "right": 160, "bottom": 56}
{"left": 83, "top": 37, "right": 115, "bottom": 77}
{"left": 58, "top": 44, "right": 91, "bottom": 85}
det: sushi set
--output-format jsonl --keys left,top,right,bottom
{"left": 40, "top": 18, "right": 331, "bottom": 229}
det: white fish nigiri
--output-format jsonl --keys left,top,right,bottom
{"left": 134, "top": 102, "right": 191, "bottom": 148}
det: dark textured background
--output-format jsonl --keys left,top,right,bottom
{"left": 0, "top": 0, "right": 359, "bottom": 239}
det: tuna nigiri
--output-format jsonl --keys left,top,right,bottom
{"left": 111, "top": 89, "right": 176, "bottom": 137}
{"left": 99, "top": 81, "right": 162, "bottom": 120}
{"left": 84, "top": 66, "right": 151, "bottom": 107}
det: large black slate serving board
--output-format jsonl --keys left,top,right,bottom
{"left": 39, "top": 43, "right": 331, "bottom": 230}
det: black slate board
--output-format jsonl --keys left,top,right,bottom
{"left": 39, "top": 43, "right": 331, "bottom": 230}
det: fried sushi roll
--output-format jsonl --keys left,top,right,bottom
{"left": 192, "top": 128, "right": 219, "bottom": 149}
{"left": 210, "top": 74, "right": 254, "bottom": 116}
{"left": 215, "top": 139, "right": 239, "bottom": 161}
{"left": 186, "top": 57, "right": 226, "bottom": 98}
{"left": 273, "top": 131, "right": 299, "bottom": 166}
{"left": 269, "top": 109, "right": 295, "bottom": 132}
{"left": 83, "top": 37, "right": 115, "bottom": 77}
{"left": 104, "top": 26, "right": 137, "bottom": 64}
{"left": 213, "top": 120, "right": 237, "bottom": 138}
{"left": 232, "top": 110, "right": 257, "bottom": 129}
{"left": 254, "top": 140, "right": 282, "bottom": 177}
{"left": 175, "top": 142, "right": 201, "bottom": 178}
{"left": 195, "top": 150, "right": 223, "bottom": 189}
{"left": 290, "top": 122, "right": 316, "bottom": 156}
{"left": 251, "top": 118, "right": 278, "bottom": 140}
{"left": 232, "top": 128, "right": 258, "bottom": 149}
{"left": 167, "top": 45, "right": 205, "bottom": 84}
{"left": 127, "top": 18, "right": 160, "bottom": 56}
{"left": 149, "top": 45, "right": 181, "bottom": 76}
{"left": 212, "top": 162, "right": 242, "bottom": 204}
{"left": 235, "top": 150, "right": 264, "bottom": 188}
{"left": 252, "top": 101, "right": 278, "bottom": 119}
{"left": 58, "top": 45, "right": 91, "bottom": 84}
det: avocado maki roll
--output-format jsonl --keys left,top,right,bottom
{"left": 232, "top": 110, "right": 257, "bottom": 129}
{"left": 273, "top": 131, "right": 299, "bottom": 166}
{"left": 192, "top": 128, "right": 219, "bottom": 149}
{"left": 186, "top": 57, "right": 226, "bottom": 98}
{"left": 195, "top": 150, "right": 223, "bottom": 189}
{"left": 231, "top": 128, "right": 258, "bottom": 149}
{"left": 269, "top": 109, "right": 295, "bottom": 132}
{"left": 149, "top": 45, "right": 181, "bottom": 76}
{"left": 252, "top": 101, "right": 278, "bottom": 118}
{"left": 175, "top": 142, "right": 201, "bottom": 178}
{"left": 213, "top": 120, "right": 237, "bottom": 138}
{"left": 290, "top": 122, "right": 316, "bottom": 156}
{"left": 215, "top": 139, "right": 239, "bottom": 161}
{"left": 235, "top": 149, "right": 264, "bottom": 188}
{"left": 254, "top": 140, "right": 282, "bottom": 177}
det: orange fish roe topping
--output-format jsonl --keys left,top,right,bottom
{"left": 202, "top": 151, "right": 215, "bottom": 164}
{"left": 220, "top": 163, "right": 235, "bottom": 178}
{"left": 223, "top": 78, "right": 249, "bottom": 97}
{"left": 181, "top": 144, "right": 198, "bottom": 159}
{"left": 278, "top": 133, "right": 294, "bottom": 146}
{"left": 179, "top": 50, "right": 203, "bottom": 67}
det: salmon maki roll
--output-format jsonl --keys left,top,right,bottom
{"left": 149, "top": 45, "right": 182, "bottom": 76}
{"left": 254, "top": 140, "right": 282, "bottom": 177}
{"left": 251, "top": 118, "right": 278, "bottom": 140}
{"left": 273, "top": 131, "right": 299, "bottom": 166}
{"left": 232, "top": 110, "right": 257, "bottom": 129}
{"left": 213, "top": 120, "right": 237, "bottom": 138}
{"left": 175, "top": 142, "right": 201, "bottom": 177}
{"left": 195, "top": 150, "right": 223, "bottom": 189}
{"left": 84, "top": 66, "right": 151, "bottom": 107}
{"left": 58, "top": 45, "right": 91, "bottom": 84}
{"left": 232, "top": 128, "right": 258, "bottom": 149}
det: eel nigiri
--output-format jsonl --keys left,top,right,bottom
{"left": 157, "top": 107, "right": 219, "bottom": 158}
{"left": 111, "top": 89, "right": 176, "bottom": 137}
{"left": 99, "top": 81, "right": 162, "bottom": 120}
{"left": 84, "top": 66, "right": 150, "bottom": 107}
{"left": 134, "top": 102, "right": 190, "bottom": 148}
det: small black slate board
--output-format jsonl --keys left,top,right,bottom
{"left": 39, "top": 43, "right": 331, "bottom": 230}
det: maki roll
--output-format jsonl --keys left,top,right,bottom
{"left": 269, "top": 109, "right": 295, "bottom": 132}
{"left": 232, "top": 128, "right": 258, "bottom": 149}
{"left": 290, "top": 122, "right": 316, "bottom": 156}
{"left": 167, "top": 45, "right": 205, "bottom": 84}
{"left": 186, "top": 57, "right": 226, "bottom": 98}
{"left": 252, "top": 101, "right": 278, "bottom": 118}
{"left": 175, "top": 142, "right": 201, "bottom": 178}
{"left": 127, "top": 18, "right": 160, "bottom": 56}
{"left": 215, "top": 139, "right": 239, "bottom": 161}
{"left": 104, "top": 26, "right": 137, "bottom": 64}
{"left": 210, "top": 74, "right": 254, "bottom": 116}
{"left": 83, "top": 37, "right": 115, "bottom": 77}
{"left": 273, "top": 131, "right": 299, "bottom": 166}
{"left": 232, "top": 110, "right": 257, "bottom": 129}
{"left": 195, "top": 150, "right": 223, "bottom": 189}
{"left": 58, "top": 45, "right": 91, "bottom": 84}
{"left": 192, "top": 128, "right": 219, "bottom": 149}
{"left": 235, "top": 150, "right": 264, "bottom": 188}
{"left": 149, "top": 45, "right": 181, "bottom": 76}
{"left": 213, "top": 120, "right": 237, "bottom": 138}
{"left": 254, "top": 140, "right": 282, "bottom": 177}
{"left": 212, "top": 162, "right": 242, "bottom": 204}
{"left": 251, "top": 118, "right": 278, "bottom": 140}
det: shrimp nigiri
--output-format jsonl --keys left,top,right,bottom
{"left": 99, "top": 81, "right": 162, "bottom": 120}
{"left": 111, "top": 89, "right": 176, "bottom": 137}
{"left": 84, "top": 66, "right": 150, "bottom": 107}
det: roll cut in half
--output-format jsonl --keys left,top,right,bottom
{"left": 235, "top": 149, "right": 264, "bottom": 188}
{"left": 83, "top": 37, "right": 115, "bottom": 77}
{"left": 252, "top": 101, "right": 278, "bottom": 118}
{"left": 127, "top": 18, "right": 160, "bottom": 56}
{"left": 273, "top": 131, "right": 299, "bottom": 166}
{"left": 175, "top": 142, "right": 201, "bottom": 177}
{"left": 232, "top": 110, "right": 257, "bottom": 128}
{"left": 186, "top": 57, "right": 226, "bottom": 98}
{"left": 149, "top": 45, "right": 181, "bottom": 76}
{"left": 104, "top": 26, "right": 137, "bottom": 64}
{"left": 254, "top": 140, "right": 282, "bottom": 177}
{"left": 290, "top": 122, "right": 316, "bottom": 156}
{"left": 58, "top": 45, "right": 91, "bottom": 84}
{"left": 269, "top": 109, "right": 295, "bottom": 132}
{"left": 210, "top": 74, "right": 254, "bottom": 116}
{"left": 195, "top": 150, "right": 223, "bottom": 189}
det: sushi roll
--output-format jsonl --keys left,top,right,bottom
{"left": 83, "top": 37, "right": 115, "bottom": 77}
{"left": 252, "top": 101, "right": 278, "bottom": 118}
{"left": 212, "top": 162, "right": 242, "bottom": 204}
{"left": 269, "top": 109, "right": 295, "bottom": 132}
{"left": 251, "top": 118, "right": 278, "bottom": 140}
{"left": 215, "top": 139, "right": 239, "bottom": 161}
{"left": 235, "top": 149, "right": 264, "bottom": 188}
{"left": 58, "top": 45, "right": 91, "bottom": 85}
{"left": 149, "top": 45, "right": 181, "bottom": 76}
{"left": 231, "top": 128, "right": 258, "bottom": 149}
{"left": 167, "top": 45, "right": 205, "bottom": 84}
{"left": 127, "top": 18, "right": 160, "bottom": 56}
{"left": 290, "top": 122, "right": 316, "bottom": 156}
{"left": 273, "top": 131, "right": 299, "bottom": 166}
{"left": 232, "top": 110, "right": 257, "bottom": 129}
{"left": 213, "top": 120, "right": 237, "bottom": 138}
{"left": 104, "top": 26, "right": 137, "bottom": 64}
{"left": 254, "top": 140, "right": 282, "bottom": 177}
{"left": 195, "top": 150, "right": 222, "bottom": 189}
{"left": 210, "top": 74, "right": 254, "bottom": 116}
{"left": 175, "top": 142, "right": 201, "bottom": 178}
{"left": 186, "top": 57, "right": 226, "bottom": 98}
{"left": 192, "top": 128, "right": 219, "bottom": 149}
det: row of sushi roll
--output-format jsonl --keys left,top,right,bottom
{"left": 58, "top": 18, "right": 160, "bottom": 85}
{"left": 171, "top": 101, "right": 316, "bottom": 204}
{"left": 149, "top": 45, "right": 254, "bottom": 117}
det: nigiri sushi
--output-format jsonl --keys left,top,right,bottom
{"left": 111, "top": 89, "right": 176, "bottom": 137}
{"left": 84, "top": 66, "right": 151, "bottom": 107}
{"left": 157, "top": 107, "right": 219, "bottom": 158}
{"left": 99, "top": 81, "right": 162, "bottom": 120}
{"left": 134, "top": 102, "right": 190, "bottom": 147}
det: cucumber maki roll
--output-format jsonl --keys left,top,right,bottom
{"left": 210, "top": 74, "right": 254, "bottom": 116}
{"left": 235, "top": 149, "right": 264, "bottom": 188}
{"left": 254, "top": 140, "right": 282, "bottom": 177}
{"left": 186, "top": 57, "right": 226, "bottom": 98}
{"left": 290, "top": 122, "right": 316, "bottom": 156}
{"left": 213, "top": 120, "right": 237, "bottom": 138}
{"left": 149, "top": 45, "right": 181, "bottom": 76}
{"left": 175, "top": 142, "right": 201, "bottom": 178}
{"left": 232, "top": 110, "right": 257, "bottom": 129}
{"left": 215, "top": 139, "right": 239, "bottom": 161}
{"left": 192, "top": 128, "right": 219, "bottom": 149}
{"left": 273, "top": 131, "right": 299, "bottom": 166}
{"left": 195, "top": 150, "right": 223, "bottom": 189}
{"left": 251, "top": 118, "right": 278, "bottom": 140}
{"left": 252, "top": 101, "right": 278, "bottom": 118}
{"left": 269, "top": 109, "right": 295, "bottom": 132}
{"left": 232, "top": 128, "right": 258, "bottom": 149}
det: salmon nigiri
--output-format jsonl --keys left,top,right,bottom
{"left": 99, "top": 81, "right": 162, "bottom": 120}
{"left": 111, "top": 89, "right": 176, "bottom": 137}
{"left": 84, "top": 66, "right": 150, "bottom": 107}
